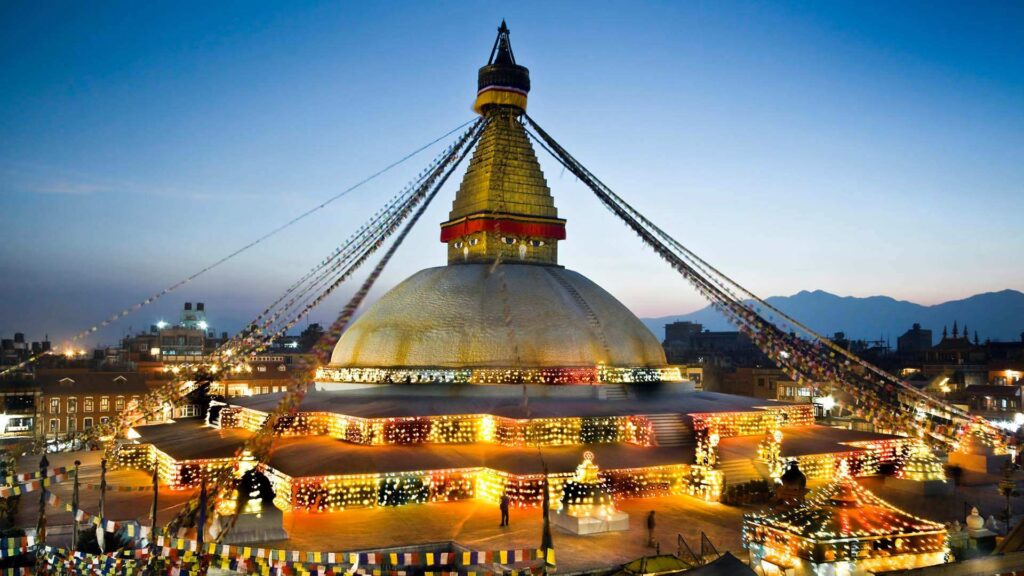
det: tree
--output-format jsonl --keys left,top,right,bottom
{"left": 298, "top": 323, "right": 325, "bottom": 352}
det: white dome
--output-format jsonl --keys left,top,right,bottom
{"left": 330, "top": 264, "right": 667, "bottom": 369}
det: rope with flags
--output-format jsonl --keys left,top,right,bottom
{"left": 0, "top": 119, "right": 475, "bottom": 380}
{"left": 523, "top": 113, "right": 1007, "bottom": 452}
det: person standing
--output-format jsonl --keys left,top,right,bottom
{"left": 500, "top": 493, "right": 510, "bottom": 527}
{"left": 646, "top": 510, "right": 656, "bottom": 547}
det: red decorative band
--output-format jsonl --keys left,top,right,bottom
{"left": 440, "top": 218, "right": 566, "bottom": 242}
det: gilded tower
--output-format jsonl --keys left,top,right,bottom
{"left": 440, "top": 21, "right": 566, "bottom": 266}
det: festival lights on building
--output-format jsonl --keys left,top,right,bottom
{"left": 215, "top": 406, "right": 653, "bottom": 448}
{"left": 744, "top": 461, "right": 948, "bottom": 575}
{"left": 315, "top": 365, "right": 683, "bottom": 385}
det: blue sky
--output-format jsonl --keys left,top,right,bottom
{"left": 1, "top": 1, "right": 1022, "bottom": 346}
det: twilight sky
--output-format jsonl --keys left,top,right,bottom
{"left": 1, "top": 1, "right": 1022, "bottom": 347}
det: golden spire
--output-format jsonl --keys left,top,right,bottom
{"left": 441, "top": 22, "right": 565, "bottom": 266}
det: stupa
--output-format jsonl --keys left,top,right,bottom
{"left": 123, "top": 23, "right": 933, "bottom": 530}
{"left": 553, "top": 451, "right": 629, "bottom": 534}
{"left": 744, "top": 461, "right": 948, "bottom": 575}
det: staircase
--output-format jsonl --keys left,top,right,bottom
{"left": 716, "top": 458, "right": 765, "bottom": 487}
{"left": 602, "top": 384, "right": 628, "bottom": 401}
{"left": 646, "top": 413, "right": 693, "bottom": 447}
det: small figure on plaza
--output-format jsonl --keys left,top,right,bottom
{"left": 500, "top": 492, "right": 510, "bottom": 527}
{"left": 647, "top": 510, "right": 656, "bottom": 547}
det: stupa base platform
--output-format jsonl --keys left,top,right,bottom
{"left": 884, "top": 476, "right": 954, "bottom": 496}
{"left": 552, "top": 509, "right": 629, "bottom": 535}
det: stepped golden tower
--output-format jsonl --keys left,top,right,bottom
{"left": 441, "top": 21, "right": 565, "bottom": 266}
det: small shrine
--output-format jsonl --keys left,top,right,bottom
{"left": 885, "top": 442, "right": 953, "bottom": 495}
{"left": 744, "top": 461, "right": 947, "bottom": 575}
{"left": 211, "top": 468, "right": 288, "bottom": 544}
{"left": 553, "top": 451, "right": 629, "bottom": 535}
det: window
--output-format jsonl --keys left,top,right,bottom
{"left": 277, "top": 365, "right": 286, "bottom": 372}
{"left": 179, "top": 405, "right": 198, "bottom": 418}
{"left": 49, "top": 419, "right": 58, "bottom": 433}
{"left": 67, "top": 417, "right": 76, "bottom": 432}
{"left": 67, "top": 398, "right": 77, "bottom": 413}
{"left": 115, "top": 396, "right": 125, "bottom": 411}
{"left": 257, "top": 365, "right": 267, "bottom": 372}
{"left": 83, "top": 417, "right": 93, "bottom": 429}
{"left": 84, "top": 397, "right": 94, "bottom": 412}
{"left": 100, "top": 397, "right": 110, "bottom": 412}
{"left": 100, "top": 417, "right": 110, "bottom": 425}
{"left": 161, "top": 336, "right": 174, "bottom": 346}
{"left": 50, "top": 398, "right": 60, "bottom": 414}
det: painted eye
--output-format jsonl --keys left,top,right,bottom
{"left": 501, "top": 236, "right": 517, "bottom": 245}
{"left": 469, "top": 238, "right": 479, "bottom": 246}
{"left": 530, "top": 239, "right": 545, "bottom": 247}
{"left": 453, "top": 241, "right": 464, "bottom": 249}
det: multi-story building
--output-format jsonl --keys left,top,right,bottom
{"left": 209, "top": 355, "right": 309, "bottom": 397}
{"left": 121, "top": 302, "right": 227, "bottom": 365}
{"left": 0, "top": 379, "right": 41, "bottom": 437}
{"left": 897, "top": 323, "right": 933, "bottom": 360}
{"left": 662, "top": 321, "right": 766, "bottom": 367}
{"left": 36, "top": 371, "right": 150, "bottom": 438}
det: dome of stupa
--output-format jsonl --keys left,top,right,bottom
{"left": 330, "top": 264, "right": 666, "bottom": 369}
{"left": 328, "top": 22, "right": 669, "bottom": 377}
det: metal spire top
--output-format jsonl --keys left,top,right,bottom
{"left": 488, "top": 19, "right": 516, "bottom": 65}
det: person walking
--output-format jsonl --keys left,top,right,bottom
{"left": 500, "top": 493, "right": 510, "bottom": 527}
{"left": 646, "top": 510, "right": 656, "bottom": 547}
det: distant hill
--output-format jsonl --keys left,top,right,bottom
{"left": 642, "top": 289, "right": 1024, "bottom": 345}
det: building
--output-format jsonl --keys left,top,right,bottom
{"left": 897, "top": 323, "right": 932, "bottom": 359}
{"left": 36, "top": 371, "right": 150, "bottom": 438}
{"left": 662, "top": 321, "right": 766, "bottom": 367}
{"left": 123, "top": 23, "right": 929, "bottom": 521}
{"left": 121, "top": 302, "right": 227, "bottom": 365}
{"left": 0, "top": 332, "right": 51, "bottom": 366}
{"left": 0, "top": 379, "right": 41, "bottom": 437}
{"left": 208, "top": 355, "right": 309, "bottom": 397}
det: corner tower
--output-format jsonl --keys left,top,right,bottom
{"left": 440, "top": 21, "right": 566, "bottom": 265}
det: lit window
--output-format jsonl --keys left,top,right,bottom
{"left": 278, "top": 364, "right": 286, "bottom": 372}
{"left": 50, "top": 398, "right": 60, "bottom": 414}
{"left": 115, "top": 397, "right": 125, "bottom": 411}
{"left": 100, "top": 397, "right": 110, "bottom": 411}
{"left": 67, "top": 418, "right": 76, "bottom": 432}
{"left": 67, "top": 398, "right": 77, "bottom": 413}
{"left": 257, "top": 365, "right": 267, "bottom": 372}
{"left": 84, "top": 397, "right": 94, "bottom": 412}
{"left": 83, "top": 417, "right": 93, "bottom": 429}
{"left": 49, "top": 419, "right": 58, "bottom": 433}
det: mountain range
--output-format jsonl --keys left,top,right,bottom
{"left": 641, "top": 289, "right": 1024, "bottom": 345}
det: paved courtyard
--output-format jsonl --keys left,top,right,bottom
{"left": 15, "top": 450, "right": 1024, "bottom": 573}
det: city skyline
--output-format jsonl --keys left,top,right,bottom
{"left": 2, "top": 1, "right": 1022, "bottom": 344}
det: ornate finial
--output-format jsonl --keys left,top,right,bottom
{"left": 952, "top": 320, "right": 959, "bottom": 338}
{"left": 475, "top": 21, "right": 530, "bottom": 114}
